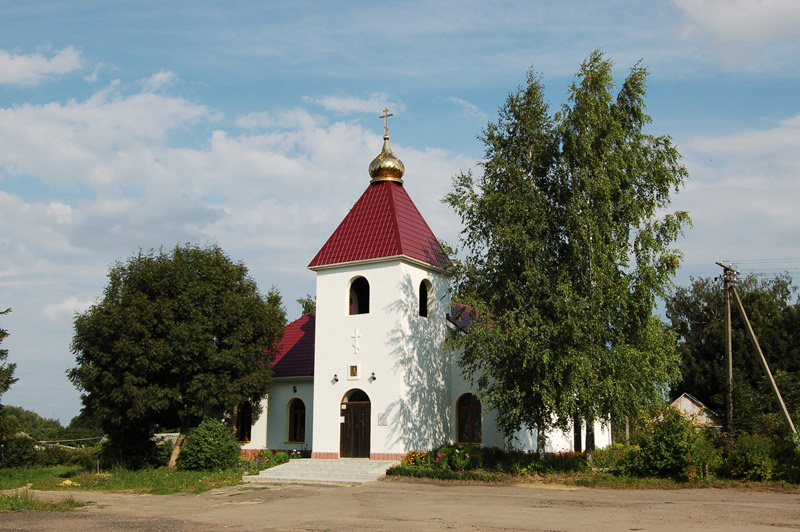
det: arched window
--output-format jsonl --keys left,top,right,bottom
{"left": 457, "top": 393, "right": 482, "bottom": 444}
{"left": 349, "top": 277, "right": 370, "bottom": 315}
{"left": 288, "top": 398, "right": 306, "bottom": 443}
{"left": 419, "top": 279, "right": 431, "bottom": 317}
{"left": 235, "top": 402, "right": 252, "bottom": 442}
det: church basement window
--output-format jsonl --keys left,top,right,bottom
{"left": 349, "top": 276, "right": 370, "bottom": 315}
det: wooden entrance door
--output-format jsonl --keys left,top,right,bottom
{"left": 340, "top": 392, "right": 370, "bottom": 458}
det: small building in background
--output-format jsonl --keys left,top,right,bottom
{"left": 671, "top": 393, "right": 721, "bottom": 427}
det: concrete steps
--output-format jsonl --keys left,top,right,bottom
{"left": 243, "top": 458, "right": 399, "bottom": 485}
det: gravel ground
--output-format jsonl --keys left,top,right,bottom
{"left": 2, "top": 478, "right": 799, "bottom": 532}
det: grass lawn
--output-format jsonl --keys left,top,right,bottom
{"left": 0, "top": 465, "right": 246, "bottom": 495}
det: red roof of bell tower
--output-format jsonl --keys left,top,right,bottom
{"left": 308, "top": 124, "right": 449, "bottom": 270}
{"left": 308, "top": 180, "right": 450, "bottom": 269}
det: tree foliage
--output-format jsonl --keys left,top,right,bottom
{"left": 445, "top": 51, "right": 688, "bottom": 456}
{"left": 0, "top": 307, "right": 20, "bottom": 464}
{"left": 0, "top": 308, "right": 15, "bottom": 403}
{"left": 297, "top": 294, "right": 316, "bottom": 316}
{"left": 69, "top": 244, "right": 285, "bottom": 468}
{"left": 666, "top": 273, "right": 800, "bottom": 433}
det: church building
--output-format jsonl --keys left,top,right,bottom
{"left": 240, "top": 112, "right": 611, "bottom": 459}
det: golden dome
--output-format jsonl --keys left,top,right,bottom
{"left": 369, "top": 135, "right": 405, "bottom": 183}
{"left": 369, "top": 108, "right": 404, "bottom": 184}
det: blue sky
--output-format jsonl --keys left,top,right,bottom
{"left": 2, "top": 0, "right": 800, "bottom": 423}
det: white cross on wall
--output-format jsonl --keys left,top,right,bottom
{"left": 351, "top": 328, "right": 361, "bottom": 355}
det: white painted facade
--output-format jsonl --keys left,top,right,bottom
{"left": 309, "top": 258, "right": 452, "bottom": 458}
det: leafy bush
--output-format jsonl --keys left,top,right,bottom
{"left": 630, "top": 406, "right": 720, "bottom": 480}
{"left": 397, "top": 445, "right": 585, "bottom": 476}
{"left": 273, "top": 451, "right": 289, "bottom": 466}
{"left": 178, "top": 419, "right": 240, "bottom": 471}
{"left": 386, "top": 464, "right": 503, "bottom": 482}
{"left": 543, "top": 451, "right": 589, "bottom": 472}
{"left": 0, "top": 434, "right": 35, "bottom": 468}
{"left": 595, "top": 443, "right": 636, "bottom": 472}
{"left": 726, "top": 433, "right": 776, "bottom": 481}
{"left": 775, "top": 435, "right": 800, "bottom": 483}
{"left": 33, "top": 444, "right": 70, "bottom": 466}
{"left": 241, "top": 449, "right": 280, "bottom": 472}
{"left": 152, "top": 440, "right": 174, "bottom": 468}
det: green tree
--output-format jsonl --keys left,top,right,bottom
{"left": 445, "top": 51, "right": 687, "bottom": 460}
{"left": 0, "top": 308, "right": 15, "bottom": 402}
{"left": 0, "top": 406, "right": 62, "bottom": 440}
{"left": 0, "top": 308, "right": 20, "bottom": 463}
{"left": 666, "top": 273, "right": 800, "bottom": 433}
{"left": 69, "top": 244, "right": 285, "bottom": 468}
{"left": 297, "top": 294, "right": 316, "bottom": 316}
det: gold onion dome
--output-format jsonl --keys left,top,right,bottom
{"left": 369, "top": 108, "right": 404, "bottom": 183}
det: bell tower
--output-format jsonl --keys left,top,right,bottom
{"left": 308, "top": 111, "right": 452, "bottom": 459}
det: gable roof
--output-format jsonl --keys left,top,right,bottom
{"left": 308, "top": 181, "right": 450, "bottom": 270}
{"left": 271, "top": 314, "right": 315, "bottom": 378}
{"left": 446, "top": 304, "right": 474, "bottom": 332}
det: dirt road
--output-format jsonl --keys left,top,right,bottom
{"left": 2, "top": 478, "right": 799, "bottom": 531}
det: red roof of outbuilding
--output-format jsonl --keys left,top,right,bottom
{"left": 308, "top": 181, "right": 450, "bottom": 269}
{"left": 271, "top": 314, "right": 315, "bottom": 378}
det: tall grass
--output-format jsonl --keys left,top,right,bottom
{"left": 0, "top": 490, "right": 86, "bottom": 512}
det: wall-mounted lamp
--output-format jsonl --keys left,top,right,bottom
{"left": 370, "top": 372, "right": 376, "bottom": 381}
{"left": 292, "top": 385, "right": 297, "bottom": 393}
{"left": 333, "top": 374, "right": 339, "bottom": 383}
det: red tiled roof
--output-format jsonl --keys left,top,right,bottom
{"left": 308, "top": 181, "right": 450, "bottom": 269}
{"left": 271, "top": 314, "right": 315, "bottom": 378}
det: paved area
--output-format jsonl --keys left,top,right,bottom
{"left": 2, "top": 479, "right": 799, "bottom": 531}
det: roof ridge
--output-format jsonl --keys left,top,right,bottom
{"left": 386, "top": 183, "right": 405, "bottom": 258}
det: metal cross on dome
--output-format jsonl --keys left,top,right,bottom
{"left": 379, "top": 107, "right": 393, "bottom": 137}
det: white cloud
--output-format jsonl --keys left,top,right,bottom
{"left": 303, "top": 93, "right": 405, "bottom": 115}
{"left": 672, "top": 114, "right": 800, "bottom": 275}
{"left": 142, "top": 70, "right": 178, "bottom": 92}
{"left": 672, "top": 0, "right": 800, "bottom": 69}
{"left": 41, "top": 297, "right": 94, "bottom": 322}
{"left": 0, "top": 81, "right": 211, "bottom": 190}
{"left": 0, "top": 46, "right": 83, "bottom": 86}
{"left": 447, "top": 97, "right": 486, "bottom": 121}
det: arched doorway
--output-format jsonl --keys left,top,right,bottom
{"left": 340, "top": 389, "right": 370, "bottom": 458}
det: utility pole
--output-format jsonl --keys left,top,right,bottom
{"left": 730, "top": 285, "right": 797, "bottom": 435}
{"left": 716, "top": 262, "right": 734, "bottom": 432}
{"left": 716, "top": 261, "right": 797, "bottom": 436}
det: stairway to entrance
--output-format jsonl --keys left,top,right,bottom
{"left": 243, "top": 458, "right": 399, "bottom": 485}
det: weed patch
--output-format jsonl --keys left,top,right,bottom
{"left": 0, "top": 490, "right": 86, "bottom": 513}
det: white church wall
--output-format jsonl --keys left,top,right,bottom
{"left": 311, "top": 260, "right": 402, "bottom": 458}
{"left": 240, "top": 397, "right": 269, "bottom": 451}
{"left": 311, "top": 259, "right": 452, "bottom": 459}
{"left": 448, "top": 348, "right": 612, "bottom": 453}
{"left": 265, "top": 379, "right": 313, "bottom": 452}
{"left": 382, "top": 262, "right": 452, "bottom": 454}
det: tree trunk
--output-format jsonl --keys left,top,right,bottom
{"left": 584, "top": 420, "right": 595, "bottom": 465}
{"left": 536, "top": 422, "right": 546, "bottom": 460}
{"left": 168, "top": 422, "right": 190, "bottom": 469}
{"left": 573, "top": 414, "right": 582, "bottom": 453}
